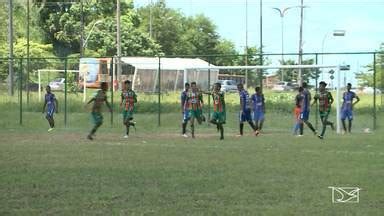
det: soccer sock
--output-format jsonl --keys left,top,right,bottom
{"left": 342, "top": 120, "right": 347, "bottom": 132}
{"left": 182, "top": 122, "right": 187, "bottom": 134}
{"left": 210, "top": 119, "right": 217, "bottom": 125}
{"left": 126, "top": 125, "right": 129, "bottom": 135}
{"left": 293, "top": 122, "right": 300, "bottom": 134}
{"left": 191, "top": 124, "right": 195, "bottom": 137}
{"left": 259, "top": 121, "right": 264, "bottom": 131}
{"left": 321, "top": 123, "right": 326, "bottom": 136}
{"left": 305, "top": 121, "right": 316, "bottom": 133}
{"left": 240, "top": 123, "right": 244, "bottom": 135}
{"left": 248, "top": 121, "right": 257, "bottom": 131}
{"left": 348, "top": 120, "right": 352, "bottom": 132}
{"left": 299, "top": 123, "right": 304, "bottom": 135}
{"left": 219, "top": 124, "right": 224, "bottom": 139}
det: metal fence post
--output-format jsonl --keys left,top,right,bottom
{"left": 19, "top": 58, "right": 23, "bottom": 125}
{"left": 315, "top": 54, "right": 319, "bottom": 129}
{"left": 158, "top": 56, "right": 161, "bottom": 126}
{"left": 110, "top": 57, "right": 114, "bottom": 126}
{"left": 207, "top": 59, "right": 211, "bottom": 123}
{"left": 373, "top": 53, "right": 376, "bottom": 130}
{"left": 64, "top": 58, "right": 68, "bottom": 127}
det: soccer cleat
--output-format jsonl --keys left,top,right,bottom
{"left": 124, "top": 135, "right": 129, "bottom": 138}
{"left": 296, "top": 134, "right": 304, "bottom": 137}
{"left": 48, "top": 127, "right": 54, "bottom": 132}
{"left": 87, "top": 134, "right": 93, "bottom": 140}
{"left": 317, "top": 135, "right": 324, "bottom": 139}
{"left": 220, "top": 136, "right": 224, "bottom": 140}
{"left": 254, "top": 130, "right": 260, "bottom": 136}
{"left": 236, "top": 134, "right": 243, "bottom": 137}
{"left": 182, "top": 134, "right": 188, "bottom": 138}
{"left": 330, "top": 123, "right": 335, "bottom": 131}
{"left": 130, "top": 122, "right": 137, "bottom": 132}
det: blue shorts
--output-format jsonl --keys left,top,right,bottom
{"left": 182, "top": 110, "right": 190, "bottom": 123}
{"left": 239, "top": 109, "right": 252, "bottom": 122}
{"left": 300, "top": 110, "right": 310, "bottom": 121}
{"left": 253, "top": 111, "right": 265, "bottom": 121}
{"left": 46, "top": 107, "right": 55, "bottom": 118}
{"left": 341, "top": 109, "right": 353, "bottom": 121}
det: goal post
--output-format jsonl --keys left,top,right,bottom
{"left": 184, "top": 64, "right": 346, "bottom": 134}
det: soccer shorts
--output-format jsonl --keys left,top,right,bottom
{"left": 239, "top": 108, "right": 252, "bottom": 122}
{"left": 122, "top": 110, "right": 134, "bottom": 122}
{"left": 189, "top": 109, "right": 203, "bottom": 120}
{"left": 46, "top": 107, "right": 55, "bottom": 118}
{"left": 91, "top": 112, "right": 103, "bottom": 125}
{"left": 300, "top": 110, "right": 310, "bottom": 121}
{"left": 253, "top": 111, "right": 265, "bottom": 121}
{"left": 319, "top": 110, "right": 330, "bottom": 118}
{"left": 212, "top": 111, "right": 226, "bottom": 124}
{"left": 341, "top": 109, "right": 353, "bottom": 121}
{"left": 182, "top": 109, "right": 190, "bottom": 123}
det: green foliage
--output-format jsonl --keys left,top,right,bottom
{"left": 356, "top": 45, "right": 384, "bottom": 88}
{"left": 275, "top": 58, "right": 320, "bottom": 83}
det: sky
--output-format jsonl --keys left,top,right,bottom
{"left": 135, "top": 0, "right": 384, "bottom": 86}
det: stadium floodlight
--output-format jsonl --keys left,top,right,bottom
{"left": 184, "top": 64, "right": 346, "bottom": 134}
{"left": 83, "top": 20, "right": 103, "bottom": 49}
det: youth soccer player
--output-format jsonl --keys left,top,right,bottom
{"left": 237, "top": 83, "right": 258, "bottom": 136}
{"left": 209, "top": 82, "right": 226, "bottom": 140}
{"left": 120, "top": 80, "right": 137, "bottom": 138}
{"left": 293, "top": 87, "right": 303, "bottom": 136}
{"left": 184, "top": 81, "right": 204, "bottom": 138}
{"left": 312, "top": 81, "right": 334, "bottom": 139}
{"left": 42, "top": 85, "right": 58, "bottom": 131}
{"left": 86, "top": 82, "right": 112, "bottom": 140}
{"left": 251, "top": 86, "right": 265, "bottom": 132}
{"left": 299, "top": 82, "right": 317, "bottom": 136}
{"left": 181, "top": 82, "right": 190, "bottom": 137}
{"left": 341, "top": 83, "right": 360, "bottom": 133}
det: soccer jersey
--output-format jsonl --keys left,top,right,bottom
{"left": 239, "top": 89, "right": 251, "bottom": 111}
{"left": 92, "top": 90, "right": 107, "bottom": 112}
{"left": 185, "top": 90, "right": 203, "bottom": 110}
{"left": 314, "top": 91, "right": 333, "bottom": 112}
{"left": 45, "top": 92, "right": 56, "bottom": 111}
{"left": 251, "top": 93, "right": 265, "bottom": 113}
{"left": 300, "top": 89, "right": 311, "bottom": 112}
{"left": 181, "top": 90, "right": 188, "bottom": 111}
{"left": 121, "top": 89, "right": 137, "bottom": 111}
{"left": 342, "top": 91, "right": 357, "bottom": 111}
{"left": 212, "top": 90, "right": 225, "bottom": 112}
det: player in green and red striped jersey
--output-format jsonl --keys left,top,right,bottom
{"left": 184, "top": 82, "right": 204, "bottom": 138}
{"left": 209, "top": 82, "right": 226, "bottom": 140}
{"left": 312, "top": 81, "right": 334, "bottom": 139}
{"left": 120, "top": 80, "right": 137, "bottom": 138}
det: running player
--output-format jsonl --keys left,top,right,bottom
{"left": 251, "top": 86, "right": 265, "bottom": 132}
{"left": 120, "top": 80, "right": 137, "bottom": 138}
{"left": 299, "top": 82, "right": 317, "bottom": 136}
{"left": 42, "top": 85, "right": 58, "bottom": 131}
{"left": 184, "top": 82, "right": 204, "bottom": 138}
{"left": 341, "top": 83, "right": 360, "bottom": 133}
{"left": 86, "top": 82, "right": 112, "bottom": 140}
{"left": 237, "top": 83, "right": 258, "bottom": 136}
{"left": 181, "top": 82, "right": 190, "bottom": 137}
{"left": 312, "top": 81, "right": 334, "bottom": 139}
{"left": 209, "top": 82, "right": 226, "bottom": 140}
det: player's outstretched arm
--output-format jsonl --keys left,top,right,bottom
{"left": 55, "top": 98, "right": 59, "bottom": 113}
{"left": 353, "top": 95, "right": 360, "bottom": 107}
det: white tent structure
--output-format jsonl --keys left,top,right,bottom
{"left": 120, "top": 57, "right": 219, "bottom": 92}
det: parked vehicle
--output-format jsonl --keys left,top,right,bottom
{"left": 49, "top": 78, "right": 65, "bottom": 91}
{"left": 360, "top": 87, "right": 382, "bottom": 94}
{"left": 272, "top": 81, "right": 297, "bottom": 91}
{"left": 218, "top": 79, "right": 238, "bottom": 92}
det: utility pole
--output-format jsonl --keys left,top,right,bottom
{"left": 116, "top": 0, "right": 122, "bottom": 89}
{"left": 245, "top": 0, "right": 248, "bottom": 88}
{"left": 259, "top": 0, "right": 263, "bottom": 89}
{"left": 80, "top": 0, "right": 84, "bottom": 57}
{"left": 27, "top": 0, "right": 30, "bottom": 103}
{"left": 298, "top": 0, "right": 304, "bottom": 85}
{"left": 8, "top": 0, "right": 14, "bottom": 96}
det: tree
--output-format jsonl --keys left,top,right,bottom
{"left": 356, "top": 44, "right": 384, "bottom": 88}
{"left": 275, "top": 58, "right": 319, "bottom": 83}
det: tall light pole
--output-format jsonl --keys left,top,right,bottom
{"left": 321, "top": 30, "right": 346, "bottom": 80}
{"left": 245, "top": 0, "right": 248, "bottom": 88}
{"left": 272, "top": 6, "right": 300, "bottom": 81}
{"left": 149, "top": 0, "right": 153, "bottom": 38}
{"left": 82, "top": 20, "right": 103, "bottom": 49}
{"left": 297, "top": 0, "right": 306, "bottom": 85}
{"left": 8, "top": 0, "right": 14, "bottom": 96}
{"left": 116, "top": 0, "right": 122, "bottom": 89}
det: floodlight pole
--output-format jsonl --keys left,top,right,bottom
{"left": 321, "top": 30, "right": 346, "bottom": 80}
{"left": 336, "top": 66, "right": 341, "bottom": 134}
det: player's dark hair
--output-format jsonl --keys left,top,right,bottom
{"left": 255, "top": 86, "right": 261, "bottom": 91}
{"left": 347, "top": 83, "right": 352, "bottom": 86}
{"left": 215, "top": 82, "right": 221, "bottom": 87}
{"left": 302, "top": 82, "right": 308, "bottom": 88}
{"left": 185, "top": 82, "right": 190, "bottom": 86}
{"left": 191, "top": 81, "right": 196, "bottom": 85}
{"left": 124, "top": 80, "right": 131, "bottom": 84}
{"left": 237, "top": 83, "right": 243, "bottom": 88}
{"left": 100, "top": 82, "right": 108, "bottom": 89}
{"left": 298, "top": 86, "right": 304, "bottom": 92}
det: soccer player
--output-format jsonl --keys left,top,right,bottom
{"left": 209, "top": 82, "right": 226, "bottom": 140}
{"left": 237, "top": 83, "right": 258, "bottom": 136}
{"left": 42, "top": 85, "right": 58, "bottom": 131}
{"left": 293, "top": 87, "right": 303, "bottom": 136}
{"left": 312, "top": 81, "right": 334, "bottom": 139}
{"left": 299, "top": 82, "right": 317, "bottom": 136}
{"left": 251, "top": 86, "right": 265, "bottom": 132}
{"left": 341, "top": 83, "right": 360, "bottom": 133}
{"left": 86, "top": 82, "right": 112, "bottom": 140}
{"left": 120, "top": 80, "right": 137, "bottom": 138}
{"left": 184, "top": 81, "right": 204, "bottom": 138}
{"left": 181, "top": 82, "right": 190, "bottom": 137}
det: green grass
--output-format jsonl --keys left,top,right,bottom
{"left": 0, "top": 111, "right": 383, "bottom": 215}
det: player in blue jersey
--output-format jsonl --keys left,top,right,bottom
{"left": 237, "top": 83, "right": 258, "bottom": 136}
{"left": 42, "top": 85, "right": 58, "bottom": 131}
{"left": 251, "top": 86, "right": 265, "bottom": 132}
{"left": 341, "top": 83, "right": 360, "bottom": 133}
{"left": 298, "top": 82, "right": 317, "bottom": 136}
{"left": 181, "top": 82, "right": 190, "bottom": 137}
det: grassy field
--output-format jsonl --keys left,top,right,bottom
{"left": 0, "top": 110, "right": 383, "bottom": 215}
